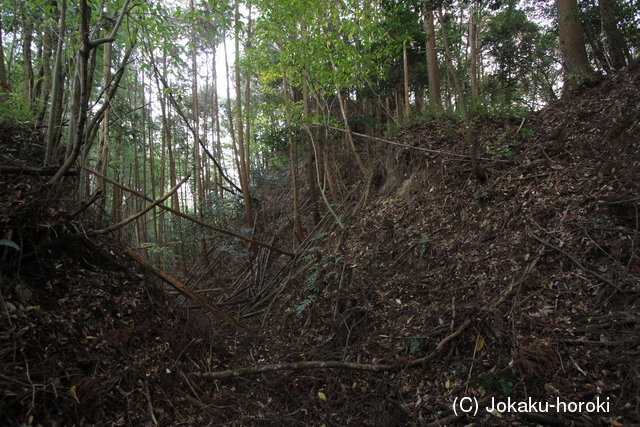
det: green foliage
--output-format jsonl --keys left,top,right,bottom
{"left": 312, "top": 232, "right": 330, "bottom": 241}
{"left": 409, "top": 333, "right": 425, "bottom": 355}
{"left": 295, "top": 295, "right": 315, "bottom": 317}
{"left": 472, "top": 369, "right": 518, "bottom": 395}
{"left": 0, "top": 94, "right": 33, "bottom": 123}
{"left": 0, "top": 240, "right": 21, "bottom": 251}
{"left": 470, "top": 185, "right": 497, "bottom": 207}
{"left": 520, "top": 127, "right": 535, "bottom": 138}
{"left": 418, "top": 233, "right": 430, "bottom": 257}
{"left": 483, "top": 138, "right": 515, "bottom": 162}
{"left": 481, "top": 5, "right": 561, "bottom": 109}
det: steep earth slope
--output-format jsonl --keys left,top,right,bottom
{"left": 1, "top": 61, "right": 639, "bottom": 426}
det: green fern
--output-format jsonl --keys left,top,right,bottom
{"left": 295, "top": 296, "right": 315, "bottom": 317}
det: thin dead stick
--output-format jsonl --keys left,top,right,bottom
{"left": 84, "top": 166, "right": 294, "bottom": 257}
{"left": 91, "top": 175, "right": 189, "bottom": 236}
{"left": 69, "top": 190, "right": 103, "bottom": 219}
{"left": 529, "top": 233, "right": 628, "bottom": 294}
{"left": 122, "top": 244, "right": 249, "bottom": 333}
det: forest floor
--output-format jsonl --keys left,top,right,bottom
{"left": 1, "top": 61, "right": 640, "bottom": 426}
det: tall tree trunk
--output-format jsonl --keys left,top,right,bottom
{"left": 469, "top": 7, "right": 479, "bottom": 98}
{"left": 438, "top": 8, "right": 486, "bottom": 182}
{"left": 133, "top": 125, "right": 149, "bottom": 260}
{"left": 423, "top": 6, "right": 441, "bottom": 110}
{"left": 34, "top": 15, "right": 54, "bottom": 122}
{"left": 304, "top": 82, "right": 321, "bottom": 226}
{"left": 49, "top": 0, "right": 132, "bottom": 184}
{"left": 44, "top": 0, "right": 66, "bottom": 165}
{"left": 282, "top": 69, "right": 304, "bottom": 241}
{"left": 234, "top": 0, "right": 254, "bottom": 232}
{"left": 557, "top": 0, "right": 592, "bottom": 86}
{"left": 212, "top": 44, "right": 224, "bottom": 198}
{"left": 336, "top": 89, "right": 366, "bottom": 174}
{"left": 20, "top": 5, "right": 34, "bottom": 109}
{"left": 0, "top": 13, "right": 9, "bottom": 99}
{"left": 600, "top": 0, "right": 627, "bottom": 70}
{"left": 403, "top": 40, "right": 411, "bottom": 120}
{"left": 111, "top": 151, "right": 122, "bottom": 236}
{"left": 191, "top": 2, "right": 210, "bottom": 267}
{"left": 96, "top": 36, "right": 112, "bottom": 220}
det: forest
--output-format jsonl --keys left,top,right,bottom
{"left": 1, "top": 0, "right": 640, "bottom": 424}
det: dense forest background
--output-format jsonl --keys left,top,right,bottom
{"left": 1, "top": 0, "right": 638, "bottom": 262}
{"left": 1, "top": 0, "right": 640, "bottom": 425}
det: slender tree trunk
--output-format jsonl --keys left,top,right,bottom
{"left": 95, "top": 37, "right": 112, "bottom": 220}
{"left": 234, "top": 0, "right": 254, "bottom": 232}
{"left": 34, "top": 17, "right": 54, "bottom": 122}
{"left": 438, "top": 8, "right": 485, "bottom": 182}
{"left": 133, "top": 125, "right": 149, "bottom": 260}
{"left": 190, "top": 4, "right": 210, "bottom": 267}
{"left": 600, "top": 0, "right": 627, "bottom": 70}
{"left": 403, "top": 41, "right": 411, "bottom": 120}
{"left": 304, "top": 82, "right": 321, "bottom": 226}
{"left": 336, "top": 89, "right": 366, "bottom": 174}
{"left": 212, "top": 45, "right": 223, "bottom": 198}
{"left": 423, "top": 6, "right": 441, "bottom": 110}
{"left": 282, "top": 69, "right": 304, "bottom": 241}
{"left": 111, "top": 151, "right": 122, "bottom": 235}
{"left": 20, "top": 5, "right": 34, "bottom": 109}
{"left": 0, "top": 14, "right": 9, "bottom": 99}
{"left": 469, "top": 7, "right": 479, "bottom": 98}
{"left": 44, "top": 0, "right": 66, "bottom": 165}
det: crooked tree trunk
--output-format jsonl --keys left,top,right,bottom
{"left": 48, "top": 0, "right": 132, "bottom": 184}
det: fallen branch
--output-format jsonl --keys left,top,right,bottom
{"left": 121, "top": 244, "right": 249, "bottom": 333}
{"left": 69, "top": 190, "right": 103, "bottom": 219}
{"left": 0, "top": 166, "right": 77, "bottom": 175}
{"left": 90, "top": 175, "right": 189, "bottom": 236}
{"left": 84, "top": 166, "right": 294, "bottom": 257}
{"left": 316, "top": 124, "right": 509, "bottom": 163}
{"left": 199, "top": 360, "right": 396, "bottom": 380}
{"left": 199, "top": 317, "right": 473, "bottom": 379}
